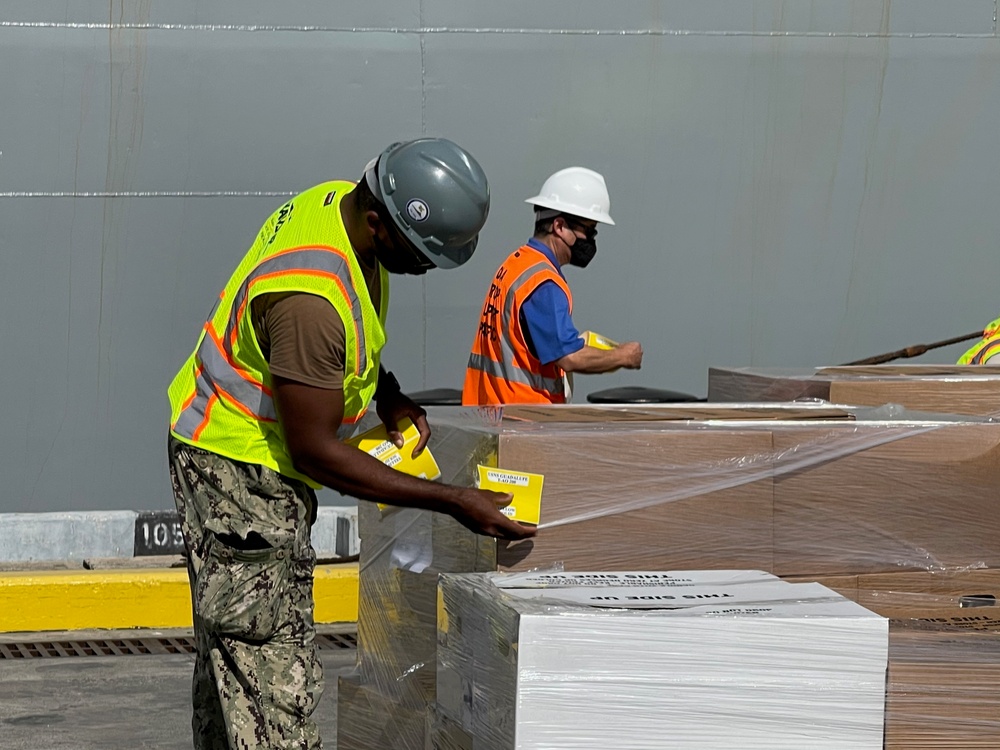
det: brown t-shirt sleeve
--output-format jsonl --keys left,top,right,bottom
{"left": 253, "top": 292, "right": 346, "bottom": 390}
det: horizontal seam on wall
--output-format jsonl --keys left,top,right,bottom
{"left": 0, "top": 23, "right": 996, "bottom": 39}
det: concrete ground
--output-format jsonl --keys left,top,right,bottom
{"left": 0, "top": 628, "right": 357, "bottom": 749}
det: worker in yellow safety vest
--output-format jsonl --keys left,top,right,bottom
{"left": 957, "top": 316, "right": 1000, "bottom": 364}
{"left": 463, "top": 167, "right": 643, "bottom": 405}
{"left": 166, "top": 138, "right": 534, "bottom": 750}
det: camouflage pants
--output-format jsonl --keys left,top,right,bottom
{"left": 168, "top": 435, "right": 324, "bottom": 750}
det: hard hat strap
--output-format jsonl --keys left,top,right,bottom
{"left": 534, "top": 208, "right": 561, "bottom": 221}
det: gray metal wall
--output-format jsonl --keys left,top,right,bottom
{"left": 3, "top": 2, "right": 999, "bottom": 512}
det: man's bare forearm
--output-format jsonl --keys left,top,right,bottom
{"left": 557, "top": 344, "right": 633, "bottom": 374}
{"left": 292, "top": 437, "right": 466, "bottom": 512}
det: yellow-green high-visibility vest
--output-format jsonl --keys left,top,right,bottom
{"left": 958, "top": 316, "right": 1000, "bottom": 365}
{"left": 167, "top": 181, "right": 389, "bottom": 487}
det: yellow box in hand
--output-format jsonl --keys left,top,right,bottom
{"left": 580, "top": 330, "right": 618, "bottom": 350}
{"left": 348, "top": 418, "right": 441, "bottom": 480}
{"left": 347, "top": 418, "right": 441, "bottom": 511}
{"left": 476, "top": 465, "right": 544, "bottom": 526}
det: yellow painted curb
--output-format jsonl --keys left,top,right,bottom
{"left": 313, "top": 563, "right": 360, "bottom": 625}
{"left": 0, "top": 563, "right": 358, "bottom": 633}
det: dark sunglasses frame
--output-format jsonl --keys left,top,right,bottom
{"left": 565, "top": 217, "right": 598, "bottom": 241}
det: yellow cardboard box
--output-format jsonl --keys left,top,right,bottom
{"left": 347, "top": 418, "right": 441, "bottom": 511}
{"left": 580, "top": 330, "right": 618, "bottom": 350}
{"left": 476, "top": 465, "right": 544, "bottom": 526}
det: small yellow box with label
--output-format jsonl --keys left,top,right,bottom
{"left": 347, "top": 418, "right": 441, "bottom": 511}
{"left": 476, "top": 465, "right": 544, "bottom": 526}
{"left": 580, "top": 330, "right": 618, "bottom": 350}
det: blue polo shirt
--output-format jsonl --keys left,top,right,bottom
{"left": 519, "top": 238, "right": 584, "bottom": 366}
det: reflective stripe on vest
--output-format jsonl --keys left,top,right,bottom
{"left": 477, "top": 260, "right": 566, "bottom": 393}
{"left": 466, "top": 351, "right": 563, "bottom": 394}
{"left": 968, "top": 337, "right": 1000, "bottom": 365}
{"left": 223, "top": 248, "right": 368, "bottom": 376}
{"left": 172, "top": 247, "right": 369, "bottom": 443}
{"left": 958, "top": 316, "right": 1000, "bottom": 365}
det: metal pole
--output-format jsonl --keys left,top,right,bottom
{"left": 839, "top": 331, "right": 984, "bottom": 366}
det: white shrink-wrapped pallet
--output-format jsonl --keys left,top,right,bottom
{"left": 436, "top": 571, "right": 889, "bottom": 750}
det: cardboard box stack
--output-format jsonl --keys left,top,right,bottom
{"left": 434, "top": 571, "right": 889, "bottom": 749}
{"left": 783, "top": 569, "right": 1000, "bottom": 631}
{"left": 705, "top": 362, "right": 1000, "bottom": 745}
{"left": 886, "top": 628, "right": 1000, "bottom": 748}
{"left": 707, "top": 364, "right": 1000, "bottom": 417}
{"left": 338, "top": 403, "right": 1000, "bottom": 748}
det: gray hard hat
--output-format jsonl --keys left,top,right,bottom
{"left": 364, "top": 138, "right": 490, "bottom": 269}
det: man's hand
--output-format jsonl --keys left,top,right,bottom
{"left": 376, "top": 389, "right": 431, "bottom": 456}
{"left": 450, "top": 489, "right": 537, "bottom": 541}
{"left": 275, "top": 376, "right": 537, "bottom": 542}
{"left": 557, "top": 340, "right": 644, "bottom": 374}
{"left": 616, "top": 341, "right": 643, "bottom": 369}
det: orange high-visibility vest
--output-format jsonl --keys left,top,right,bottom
{"left": 958, "top": 316, "right": 1000, "bottom": 364}
{"left": 463, "top": 245, "right": 572, "bottom": 405}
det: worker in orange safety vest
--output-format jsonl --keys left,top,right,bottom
{"left": 463, "top": 167, "right": 643, "bottom": 405}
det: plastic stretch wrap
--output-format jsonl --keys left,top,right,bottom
{"left": 336, "top": 672, "right": 425, "bottom": 750}
{"left": 886, "top": 627, "right": 1000, "bottom": 748}
{"left": 707, "top": 364, "right": 1000, "bottom": 417}
{"left": 784, "top": 569, "right": 1000, "bottom": 631}
{"left": 340, "top": 403, "right": 1000, "bottom": 749}
{"left": 434, "top": 571, "right": 890, "bottom": 749}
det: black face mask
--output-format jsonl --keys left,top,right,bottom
{"left": 372, "top": 216, "right": 435, "bottom": 275}
{"left": 373, "top": 242, "right": 429, "bottom": 275}
{"left": 569, "top": 235, "right": 597, "bottom": 268}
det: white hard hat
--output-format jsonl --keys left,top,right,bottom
{"left": 525, "top": 166, "right": 615, "bottom": 225}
